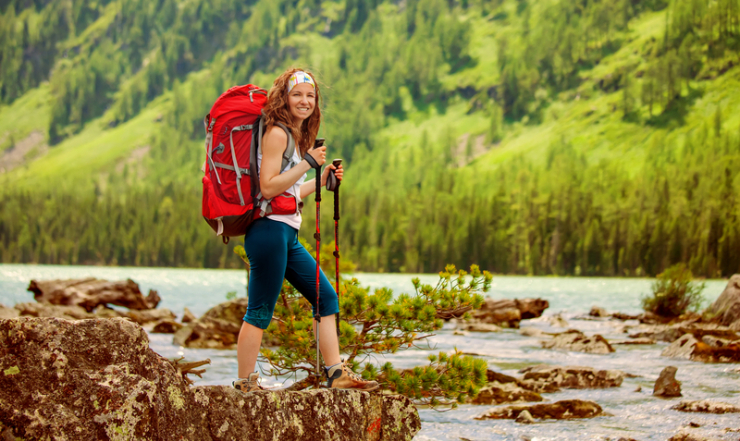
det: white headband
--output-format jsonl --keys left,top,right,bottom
{"left": 288, "top": 71, "right": 316, "bottom": 93}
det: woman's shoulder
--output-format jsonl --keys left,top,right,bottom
{"left": 263, "top": 124, "right": 289, "bottom": 142}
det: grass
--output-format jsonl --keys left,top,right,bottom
{"left": 0, "top": 84, "right": 51, "bottom": 151}
{"left": 9, "top": 96, "right": 167, "bottom": 190}
{"left": 4, "top": 1, "right": 740, "bottom": 195}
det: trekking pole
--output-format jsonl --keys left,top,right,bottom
{"left": 327, "top": 159, "right": 342, "bottom": 337}
{"left": 313, "top": 139, "right": 325, "bottom": 388}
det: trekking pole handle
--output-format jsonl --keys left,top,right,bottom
{"left": 330, "top": 159, "right": 342, "bottom": 220}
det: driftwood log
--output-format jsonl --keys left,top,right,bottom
{"left": 27, "top": 278, "right": 160, "bottom": 312}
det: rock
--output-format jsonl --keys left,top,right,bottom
{"left": 0, "top": 317, "right": 420, "bottom": 441}
{"left": 470, "top": 382, "right": 542, "bottom": 405}
{"left": 629, "top": 322, "right": 738, "bottom": 343}
{"left": 634, "top": 385, "right": 642, "bottom": 392}
{"left": 152, "top": 319, "right": 184, "bottom": 334}
{"left": 589, "top": 306, "right": 608, "bottom": 317}
{"left": 14, "top": 302, "right": 94, "bottom": 320}
{"left": 459, "top": 323, "right": 502, "bottom": 332}
{"left": 706, "top": 274, "right": 740, "bottom": 326}
{"left": 520, "top": 326, "right": 546, "bottom": 337}
{"left": 549, "top": 314, "right": 569, "bottom": 327}
{"left": 519, "top": 365, "right": 625, "bottom": 390}
{"left": 515, "top": 409, "right": 535, "bottom": 424}
{"left": 472, "top": 298, "right": 549, "bottom": 328}
{"left": 0, "top": 305, "right": 19, "bottom": 319}
{"left": 611, "top": 338, "right": 656, "bottom": 345}
{"left": 174, "top": 298, "right": 249, "bottom": 349}
{"left": 672, "top": 400, "right": 740, "bottom": 414}
{"left": 126, "top": 308, "right": 176, "bottom": 325}
{"left": 28, "top": 278, "right": 160, "bottom": 312}
{"left": 611, "top": 312, "right": 641, "bottom": 321}
{"left": 653, "top": 366, "right": 682, "bottom": 397}
{"left": 181, "top": 307, "right": 196, "bottom": 323}
{"left": 662, "top": 333, "right": 740, "bottom": 362}
{"left": 475, "top": 400, "right": 603, "bottom": 420}
{"left": 516, "top": 298, "right": 550, "bottom": 319}
{"left": 541, "top": 330, "right": 615, "bottom": 354}
{"left": 668, "top": 432, "right": 721, "bottom": 441}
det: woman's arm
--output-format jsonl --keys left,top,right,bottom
{"left": 299, "top": 163, "right": 343, "bottom": 199}
{"left": 259, "top": 127, "right": 317, "bottom": 199}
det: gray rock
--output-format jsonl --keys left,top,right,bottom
{"left": 541, "top": 330, "right": 615, "bottom": 354}
{"left": 27, "top": 277, "right": 160, "bottom": 312}
{"left": 0, "top": 317, "right": 420, "bottom": 441}
{"left": 459, "top": 322, "right": 502, "bottom": 333}
{"left": 475, "top": 399, "right": 603, "bottom": 420}
{"left": 152, "top": 319, "right": 184, "bottom": 334}
{"left": 706, "top": 274, "right": 740, "bottom": 326}
{"left": 0, "top": 305, "right": 19, "bottom": 319}
{"left": 662, "top": 333, "right": 740, "bottom": 363}
{"left": 672, "top": 400, "right": 740, "bottom": 414}
{"left": 181, "top": 307, "right": 196, "bottom": 323}
{"left": 549, "top": 314, "right": 569, "bottom": 328}
{"left": 519, "top": 365, "right": 625, "bottom": 390}
{"left": 515, "top": 409, "right": 535, "bottom": 424}
{"left": 472, "top": 298, "right": 549, "bottom": 328}
{"left": 611, "top": 338, "right": 656, "bottom": 345}
{"left": 589, "top": 306, "right": 608, "bottom": 317}
{"left": 653, "top": 366, "right": 682, "bottom": 397}
{"left": 174, "top": 298, "right": 250, "bottom": 349}
{"left": 668, "top": 432, "right": 721, "bottom": 441}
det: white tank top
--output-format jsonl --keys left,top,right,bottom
{"left": 257, "top": 144, "right": 306, "bottom": 231}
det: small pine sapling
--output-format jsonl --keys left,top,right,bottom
{"left": 260, "top": 262, "right": 491, "bottom": 408}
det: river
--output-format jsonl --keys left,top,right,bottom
{"left": 1, "top": 264, "right": 738, "bottom": 440}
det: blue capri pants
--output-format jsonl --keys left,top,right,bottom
{"left": 242, "top": 217, "right": 339, "bottom": 329}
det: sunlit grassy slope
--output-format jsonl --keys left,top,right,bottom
{"left": 3, "top": 2, "right": 738, "bottom": 190}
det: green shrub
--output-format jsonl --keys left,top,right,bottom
{"left": 261, "top": 264, "right": 491, "bottom": 408}
{"left": 641, "top": 264, "right": 705, "bottom": 318}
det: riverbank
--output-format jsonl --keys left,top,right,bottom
{"left": 1, "top": 265, "right": 738, "bottom": 440}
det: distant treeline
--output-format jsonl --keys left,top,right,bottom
{"left": 1, "top": 0, "right": 739, "bottom": 276}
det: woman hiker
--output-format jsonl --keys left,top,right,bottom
{"left": 232, "top": 68, "right": 379, "bottom": 393}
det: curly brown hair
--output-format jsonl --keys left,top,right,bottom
{"left": 263, "top": 67, "right": 321, "bottom": 157}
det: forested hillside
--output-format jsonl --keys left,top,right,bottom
{"left": 1, "top": 0, "right": 739, "bottom": 277}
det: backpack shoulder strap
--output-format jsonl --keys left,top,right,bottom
{"left": 251, "top": 118, "right": 298, "bottom": 198}
{"left": 274, "top": 122, "right": 296, "bottom": 171}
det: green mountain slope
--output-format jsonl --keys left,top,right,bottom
{"left": 1, "top": 0, "right": 738, "bottom": 276}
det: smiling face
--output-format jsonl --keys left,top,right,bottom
{"left": 288, "top": 83, "right": 316, "bottom": 125}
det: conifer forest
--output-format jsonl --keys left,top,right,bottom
{"left": 0, "top": 0, "right": 739, "bottom": 277}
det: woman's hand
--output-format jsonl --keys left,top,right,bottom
{"left": 321, "top": 162, "right": 343, "bottom": 186}
{"left": 305, "top": 145, "right": 327, "bottom": 168}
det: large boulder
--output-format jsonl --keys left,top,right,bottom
{"left": 475, "top": 400, "right": 603, "bottom": 420}
{"left": 28, "top": 278, "right": 161, "bottom": 312}
{"left": 0, "top": 317, "right": 420, "bottom": 441}
{"left": 706, "top": 274, "right": 740, "bottom": 327}
{"left": 541, "top": 330, "right": 615, "bottom": 354}
{"left": 471, "top": 298, "right": 549, "bottom": 328}
{"left": 662, "top": 333, "right": 740, "bottom": 362}
{"left": 174, "top": 298, "right": 249, "bottom": 349}
{"left": 519, "top": 365, "right": 625, "bottom": 390}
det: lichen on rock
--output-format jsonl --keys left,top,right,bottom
{"left": 0, "top": 317, "right": 420, "bottom": 441}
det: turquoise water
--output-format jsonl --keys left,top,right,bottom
{"left": 1, "top": 264, "right": 738, "bottom": 440}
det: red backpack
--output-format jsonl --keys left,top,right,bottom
{"left": 201, "top": 84, "right": 301, "bottom": 242}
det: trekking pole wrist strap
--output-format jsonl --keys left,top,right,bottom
{"left": 304, "top": 154, "right": 320, "bottom": 169}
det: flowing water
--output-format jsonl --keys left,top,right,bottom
{"left": 1, "top": 264, "right": 738, "bottom": 440}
